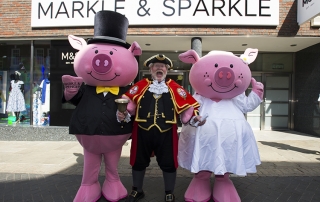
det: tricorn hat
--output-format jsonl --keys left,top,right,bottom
{"left": 87, "top": 10, "right": 130, "bottom": 48}
{"left": 144, "top": 54, "right": 173, "bottom": 68}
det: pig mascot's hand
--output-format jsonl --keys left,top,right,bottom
{"left": 62, "top": 75, "right": 84, "bottom": 101}
{"left": 251, "top": 78, "right": 264, "bottom": 100}
{"left": 180, "top": 107, "right": 194, "bottom": 124}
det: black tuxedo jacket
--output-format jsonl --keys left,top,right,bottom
{"left": 62, "top": 84, "right": 133, "bottom": 135}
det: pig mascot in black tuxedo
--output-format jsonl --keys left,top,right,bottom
{"left": 62, "top": 11, "right": 142, "bottom": 202}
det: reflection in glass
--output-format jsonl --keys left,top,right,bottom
{"left": 33, "top": 42, "right": 51, "bottom": 126}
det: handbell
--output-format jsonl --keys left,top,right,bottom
{"left": 115, "top": 98, "right": 129, "bottom": 113}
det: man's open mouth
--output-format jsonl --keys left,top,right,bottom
{"left": 156, "top": 71, "right": 163, "bottom": 77}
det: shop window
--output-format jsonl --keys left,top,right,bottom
{"left": 11, "top": 49, "right": 20, "bottom": 66}
{"left": 35, "top": 48, "right": 45, "bottom": 66}
{"left": 0, "top": 41, "right": 32, "bottom": 126}
{"left": 33, "top": 42, "right": 51, "bottom": 126}
{"left": 46, "top": 49, "right": 51, "bottom": 68}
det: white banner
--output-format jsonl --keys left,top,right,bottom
{"left": 31, "top": 0, "right": 279, "bottom": 28}
{"left": 297, "top": 0, "right": 320, "bottom": 26}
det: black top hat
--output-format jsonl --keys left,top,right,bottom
{"left": 87, "top": 11, "right": 130, "bottom": 48}
{"left": 144, "top": 54, "right": 173, "bottom": 68}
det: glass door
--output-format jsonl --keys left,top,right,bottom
{"left": 247, "top": 73, "right": 292, "bottom": 130}
{"left": 262, "top": 73, "right": 291, "bottom": 130}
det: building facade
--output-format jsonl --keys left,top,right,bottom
{"left": 1, "top": 0, "right": 320, "bottom": 136}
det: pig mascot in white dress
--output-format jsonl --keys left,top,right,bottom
{"left": 178, "top": 49, "right": 264, "bottom": 202}
{"left": 62, "top": 11, "right": 142, "bottom": 202}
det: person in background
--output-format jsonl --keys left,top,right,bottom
{"left": 117, "top": 54, "right": 206, "bottom": 202}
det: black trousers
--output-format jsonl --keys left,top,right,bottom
{"left": 132, "top": 126, "right": 176, "bottom": 173}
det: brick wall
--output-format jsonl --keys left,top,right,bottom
{"left": 0, "top": 0, "right": 319, "bottom": 39}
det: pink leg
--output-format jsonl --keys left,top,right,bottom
{"left": 101, "top": 147, "right": 127, "bottom": 202}
{"left": 212, "top": 174, "right": 241, "bottom": 202}
{"left": 184, "top": 171, "right": 212, "bottom": 202}
{"left": 74, "top": 149, "right": 102, "bottom": 202}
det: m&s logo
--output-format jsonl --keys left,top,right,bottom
{"left": 61, "top": 51, "right": 77, "bottom": 65}
{"left": 302, "top": 0, "right": 312, "bottom": 7}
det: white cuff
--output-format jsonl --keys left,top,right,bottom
{"left": 124, "top": 113, "right": 131, "bottom": 123}
{"left": 189, "top": 116, "right": 198, "bottom": 127}
{"left": 116, "top": 110, "right": 131, "bottom": 123}
{"left": 189, "top": 113, "right": 209, "bottom": 127}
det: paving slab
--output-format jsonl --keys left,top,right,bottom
{"left": 0, "top": 128, "right": 320, "bottom": 201}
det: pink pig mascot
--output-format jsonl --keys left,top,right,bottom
{"left": 62, "top": 11, "right": 142, "bottom": 202}
{"left": 178, "top": 49, "right": 264, "bottom": 202}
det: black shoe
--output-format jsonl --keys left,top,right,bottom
{"left": 126, "top": 189, "right": 145, "bottom": 202}
{"left": 165, "top": 193, "right": 175, "bottom": 202}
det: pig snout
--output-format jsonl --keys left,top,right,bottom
{"left": 92, "top": 54, "right": 113, "bottom": 74}
{"left": 214, "top": 67, "right": 235, "bottom": 87}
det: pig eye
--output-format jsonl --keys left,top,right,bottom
{"left": 95, "top": 50, "right": 98, "bottom": 54}
{"left": 214, "top": 63, "right": 218, "bottom": 68}
{"left": 110, "top": 51, "right": 113, "bottom": 55}
{"left": 230, "top": 64, "right": 233, "bottom": 68}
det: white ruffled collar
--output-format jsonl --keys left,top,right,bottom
{"left": 148, "top": 80, "right": 168, "bottom": 94}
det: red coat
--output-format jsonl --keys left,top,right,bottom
{"left": 125, "top": 78, "right": 200, "bottom": 168}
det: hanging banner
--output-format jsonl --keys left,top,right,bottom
{"left": 297, "top": 0, "right": 320, "bottom": 26}
{"left": 31, "top": 0, "right": 279, "bottom": 27}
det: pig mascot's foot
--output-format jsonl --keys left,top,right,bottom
{"left": 101, "top": 147, "right": 127, "bottom": 202}
{"left": 73, "top": 182, "right": 101, "bottom": 202}
{"left": 212, "top": 174, "right": 241, "bottom": 202}
{"left": 102, "top": 181, "right": 126, "bottom": 202}
{"left": 74, "top": 149, "right": 102, "bottom": 202}
{"left": 184, "top": 171, "right": 212, "bottom": 202}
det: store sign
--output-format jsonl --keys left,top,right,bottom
{"left": 31, "top": 0, "right": 279, "bottom": 27}
{"left": 61, "top": 51, "right": 77, "bottom": 65}
{"left": 297, "top": 0, "right": 320, "bottom": 25}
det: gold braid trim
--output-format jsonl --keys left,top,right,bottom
{"left": 166, "top": 79, "right": 200, "bottom": 114}
{"left": 138, "top": 124, "right": 172, "bottom": 133}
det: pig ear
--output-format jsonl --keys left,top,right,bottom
{"left": 179, "top": 50, "right": 200, "bottom": 64}
{"left": 129, "top": 41, "right": 142, "bottom": 56}
{"left": 68, "top": 35, "right": 87, "bottom": 51}
{"left": 242, "top": 48, "right": 258, "bottom": 64}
